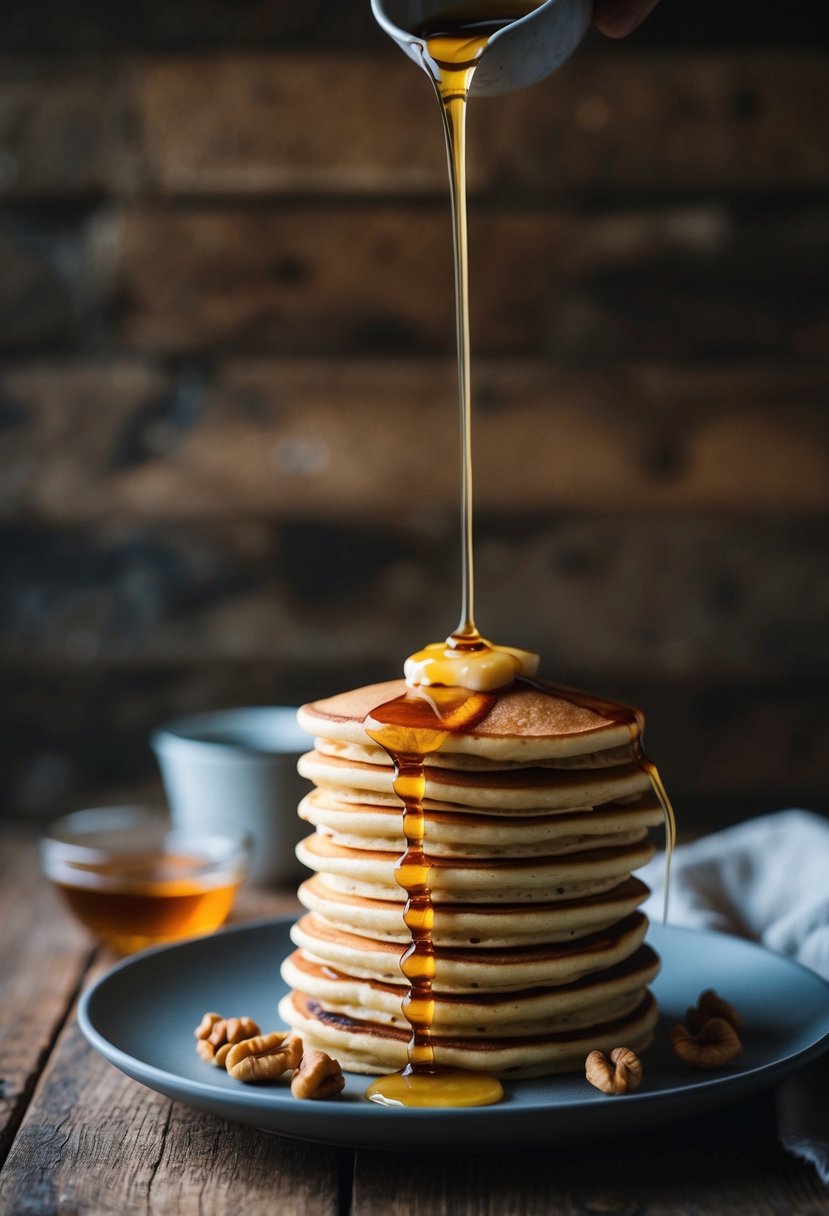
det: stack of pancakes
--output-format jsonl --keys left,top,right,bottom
{"left": 279, "top": 679, "right": 663, "bottom": 1078}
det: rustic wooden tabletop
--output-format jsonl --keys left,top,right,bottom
{"left": 2, "top": 829, "right": 828, "bottom": 1216}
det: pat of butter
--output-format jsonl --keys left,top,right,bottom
{"left": 404, "top": 639, "right": 539, "bottom": 691}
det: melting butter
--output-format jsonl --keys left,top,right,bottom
{"left": 405, "top": 636, "right": 539, "bottom": 691}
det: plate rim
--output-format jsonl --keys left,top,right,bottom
{"left": 77, "top": 917, "right": 829, "bottom": 1144}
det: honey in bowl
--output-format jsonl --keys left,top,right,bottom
{"left": 41, "top": 807, "right": 251, "bottom": 954}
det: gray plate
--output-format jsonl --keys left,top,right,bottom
{"left": 78, "top": 919, "right": 829, "bottom": 1151}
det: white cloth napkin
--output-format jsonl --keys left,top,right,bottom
{"left": 640, "top": 809, "right": 829, "bottom": 1183}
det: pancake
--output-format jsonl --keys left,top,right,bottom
{"left": 281, "top": 944, "right": 660, "bottom": 1034}
{"left": 283, "top": 676, "right": 666, "bottom": 1080}
{"left": 314, "top": 736, "right": 635, "bottom": 772}
{"left": 298, "top": 750, "right": 652, "bottom": 811}
{"left": 297, "top": 873, "right": 651, "bottom": 946}
{"left": 298, "top": 679, "right": 639, "bottom": 762}
{"left": 296, "top": 832, "right": 655, "bottom": 903}
{"left": 299, "top": 789, "right": 662, "bottom": 858}
{"left": 278, "top": 989, "right": 659, "bottom": 1078}
{"left": 290, "top": 910, "right": 649, "bottom": 991}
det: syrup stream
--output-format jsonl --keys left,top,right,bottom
{"left": 362, "top": 6, "right": 675, "bottom": 1108}
{"left": 419, "top": 21, "right": 490, "bottom": 641}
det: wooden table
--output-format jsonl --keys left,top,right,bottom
{"left": 2, "top": 830, "right": 828, "bottom": 1216}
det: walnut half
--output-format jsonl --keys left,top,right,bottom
{"left": 194, "top": 1012, "right": 223, "bottom": 1041}
{"left": 585, "top": 1047, "right": 643, "bottom": 1095}
{"left": 685, "top": 989, "right": 744, "bottom": 1036}
{"left": 291, "top": 1049, "right": 345, "bottom": 1100}
{"left": 195, "top": 1014, "right": 262, "bottom": 1066}
{"left": 225, "top": 1032, "right": 303, "bottom": 1083}
{"left": 671, "top": 1017, "right": 742, "bottom": 1070}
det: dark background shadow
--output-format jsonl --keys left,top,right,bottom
{"left": 1, "top": 0, "right": 828, "bottom": 829}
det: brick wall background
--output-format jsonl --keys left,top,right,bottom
{"left": 3, "top": 1, "right": 829, "bottom": 827}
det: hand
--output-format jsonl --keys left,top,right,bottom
{"left": 593, "top": 0, "right": 662, "bottom": 38}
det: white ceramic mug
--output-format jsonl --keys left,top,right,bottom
{"left": 152, "top": 707, "right": 311, "bottom": 887}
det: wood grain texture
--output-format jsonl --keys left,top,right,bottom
{"left": 2, "top": 833, "right": 829, "bottom": 1213}
{"left": 1, "top": 513, "right": 826, "bottom": 678}
{"left": 2, "top": 0, "right": 829, "bottom": 52}
{"left": 0, "top": 59, "right": 143, "bottom": 196}
{"left": 103, "top": 202, "right": 829, "bottom": 360}
{"left": 0, "top": 833, "right": 93, "bottom": 1164}
{"left": 0, "top": 1024, "right": 340, "bottom": 1216}
{"left": 3, "top": 51, "right": 829, "bottom": 198}
{"left": 0, "top": 0, "right": 379, "bottom": 53}
{"left": 3, "top": 199, "right": 828, "bottom": 361}
{"left": 0, "top": 3, "right": 826, "bottom": 836}
{"left": 0, "top": 208, "right": 98, "bottom": 351}
{"left": 136, "top": 52, "right": 829, "bottom": 198}
{"left": 4, "top": 357, "right": 828, "bottom": 522}
{"left": 0, "top": 837, "right": 333, "bottom": 1216}
{"left": 353, "top": 1098, "right": 829, "bottom": 1214}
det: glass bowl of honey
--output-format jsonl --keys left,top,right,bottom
{"left": 41, "top": 806, "right": 251, "bottom": 955}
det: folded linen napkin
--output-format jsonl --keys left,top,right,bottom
{"left": 641, "top": 809, "right": 829, "bottom": 1184}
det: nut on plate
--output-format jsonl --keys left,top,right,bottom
{"left": 585, "top": 1047, "right": 643, "bottom": 1095}
{"left": 671, "top": 1017, "right": 743, "bottom": 1069}
{"left": 226, "top": 1032, "right": 303, "bottom": 1083}
{"left": 194, "top": 1013, "right": 262, "bottom": 1066}
{"left": 208, "top": 1016, "right": 261, "bottom": 1049}
{"left": 194, "top": 1012, "right": 223, "bottom": 1041}
{"left": 291, "top": 1049, "right": 346, "bottom": 1100}
{"left": 197, "top": 1039, "right": 218, "bottom": 1063}
{"left": 685, "top": 989, "right": 744, "bottom": 1036}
